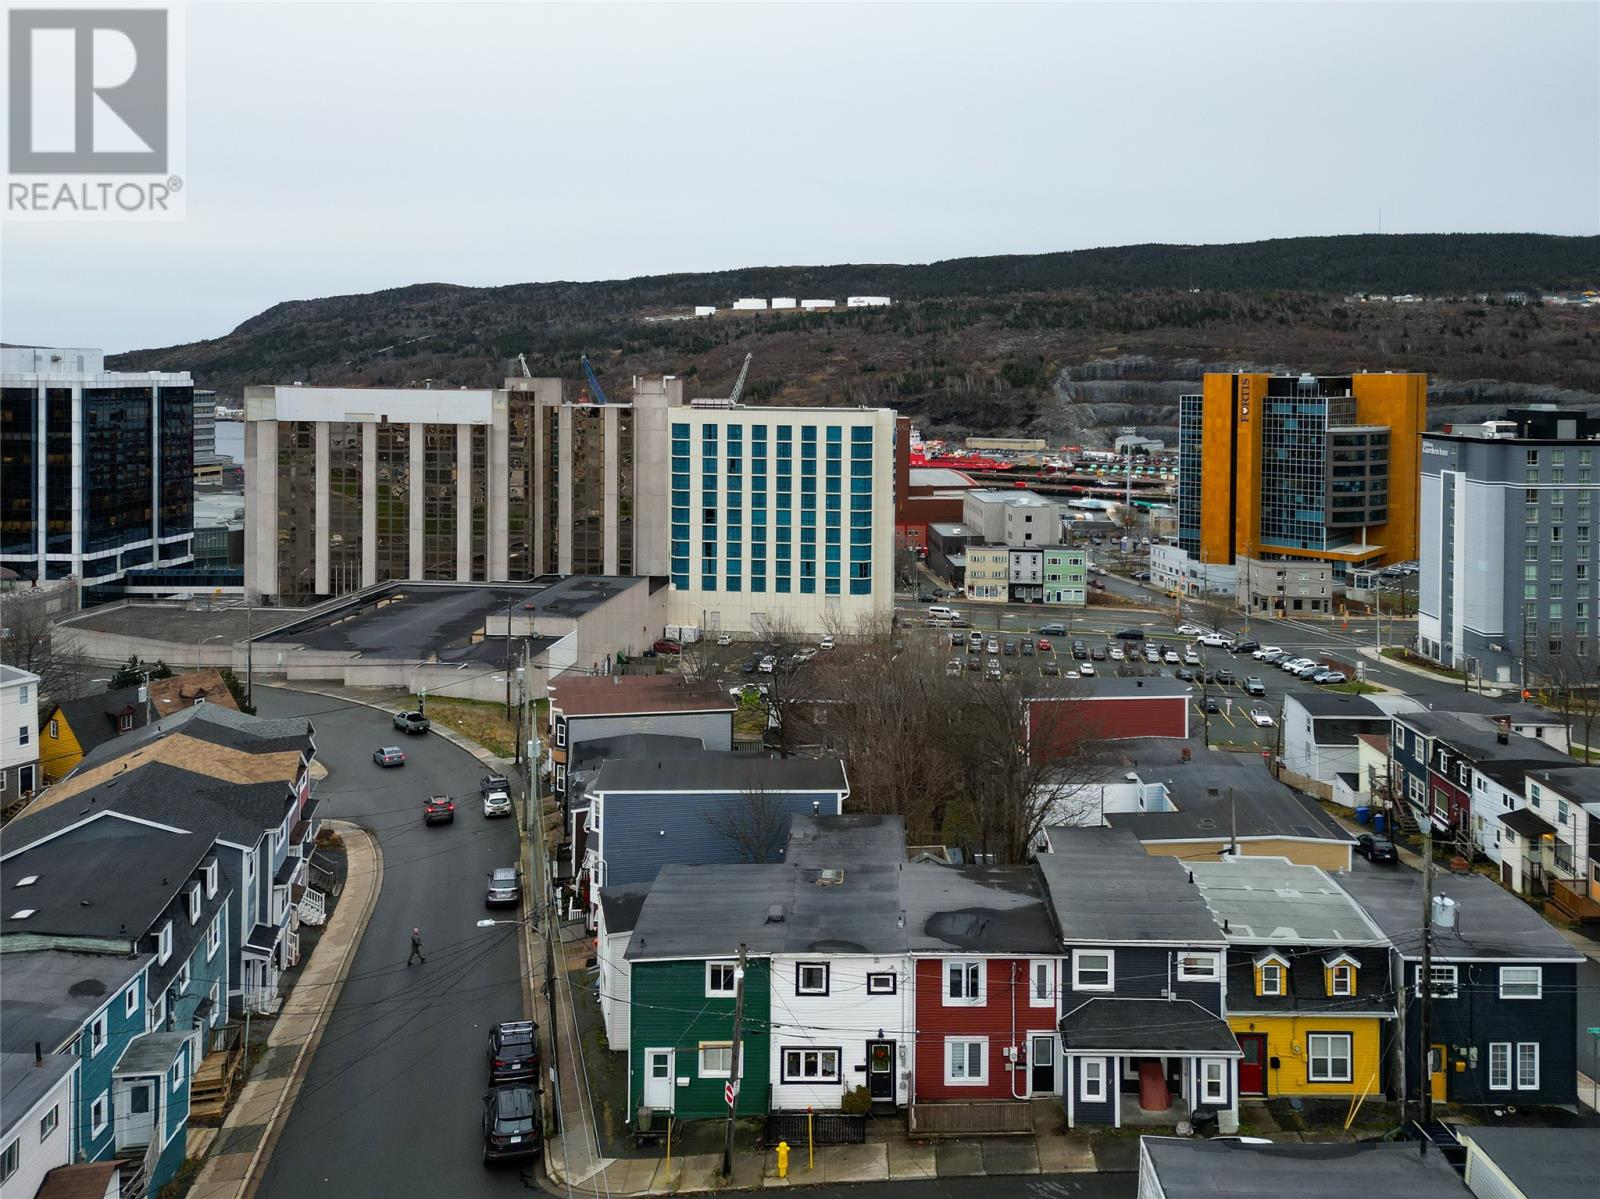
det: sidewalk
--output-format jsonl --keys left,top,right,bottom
{"left": 1355, "top": 646, "right": 1508, "bottom": 697}
{"left": 187, "top": 821, "right": 383, "bottom": 1199}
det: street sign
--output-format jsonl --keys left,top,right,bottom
{"left": 1225, "top": 697, "right": 1233, "bottom": 714}
{"left": 1587, "top": 1027, "right": 1600, "bottom": 1036}
{"left": 725, "top": 1080, "right": 738, "bottom": 1108}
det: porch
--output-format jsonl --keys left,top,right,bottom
{"left": 1550, "top": 877, "right": 1600, "bottom": 923}
{"left": 189, "top": 1024, "right": 247, "bottom": 1125}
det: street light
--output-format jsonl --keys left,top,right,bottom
{"left": 476, "top": 917, "right": 537, "bottom": 930}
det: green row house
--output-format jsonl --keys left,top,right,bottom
{"left": 1043, "top": 548, "right": 1087, "bottom": 606}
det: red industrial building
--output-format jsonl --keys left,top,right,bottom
{"left": 1027, "top": 678, "right": 1191, "bottom": 763}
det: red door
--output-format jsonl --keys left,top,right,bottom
{"left": 1238, "top": 1034, "right": 1268, "bottom": 1096}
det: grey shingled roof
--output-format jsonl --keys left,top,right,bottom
{"left": 1138, "top": 1137, "right": 1472, "bottom": 1197}
{"left": 591, "top": 754, "right": 847, "bottom": 795}
{"left": 1458, "top": 1127, "right": 1600, "bottom": 1199}
{"left": 899, "top": 861, "right": 1058, "bottom": 954}
{"left": 1, "top": 1051, "right": 75, "bottom": 1138}
{"left": 0, "top": 950, "right": 152, "bottom": 1056}
{"left": 1188, "top": 857, "right": 1387, "bottom": 946}
{"left": 113, "top": 1031, "right": 191, "bottom": 1076}
{"left": 48, "top": 684, "right": 152, "bottom": 754}
{"left": 1106, "top": 771, "right": 1353, "bottom": 847}
{"left": 1287, "top": 690, "right": 1388, "bottom": 719}
{"left": 597, "top": 883, "right": 651, "bottom": 937}
{"left": 1336, "top": 868, "right": 1581, "bottom": 963}
{"left": 1036, "top": 827, "right": 1225, "bottom": 945}
{"left": 75, "top": 702, "right": 312, "bottom": 771}
{"left": 1058, "top": 998, "right": 1241, "bottom": 1056}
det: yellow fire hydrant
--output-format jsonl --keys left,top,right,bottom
{"left": 776, "top": 1141, "right": 790, "bottom": 1179}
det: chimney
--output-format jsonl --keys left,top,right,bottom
{"left": 1496, "top": 717, "right": 1510, "bottom": 745}
{"left": 35, "top": 1041, "right": 43, "bottom": 1066}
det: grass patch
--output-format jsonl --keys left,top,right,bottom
{"left": 1327, "top": 681, "right": 1384, "bottom": 695}
{"left": 412, "top": 695, "right": 518, "bottom": 758}
{"left": 1380, "top": 646, "right": 1465, "bottom": 680}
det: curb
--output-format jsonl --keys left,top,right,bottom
{"left": 238, "top": 820, "right": 384, "bottom": 1199}
{"left": 257, "top": 680, "right": 515, "bottom": 769}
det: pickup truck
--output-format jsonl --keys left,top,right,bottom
{"left": 393, "top": 711, "right": 430, "bottom": 735}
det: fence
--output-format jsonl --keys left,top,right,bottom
{"left": 908, "top": 1100, "right": 1033, "bottom": 1137}
{"left": 763, "top": 1110, "right": 866, "bottom": 1147}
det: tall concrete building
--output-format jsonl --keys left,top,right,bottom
{"left": 1418, "top": 407, "right": 1600, "bottom": 684}
{"left": 1176, "top": 371, "right": 1425, "bottom": 613}
{"left": 1, "top": 345, "right": 194, "bottom": 587}
{"left": 243, "top": 376, "right": 679, "bottom": 603}
{"left": 667, "top": 405, "right": 898, "bottom": 633}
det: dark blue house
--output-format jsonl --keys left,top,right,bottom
{"left": 1036, "top": 826, "right": 1241, "bottom": 1132}
{"left": 1338, "top": 867, "right": 1582, "bottom": 1107}
{"left": 583, "top": 753, "right": 848, "bottom": 921}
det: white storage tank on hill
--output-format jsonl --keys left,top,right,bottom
{"left": 846, "top": 296, "right": 891, "bottom": 308}
{"left": 694, "top": 305, "right": 716, "bottom": 317}
{"left": 800, "top": 299, "right": 835, "bottom": 310}
{"left": 770, "top": 297, "right": 797, "bottom": 310}
{"left": 732, "top": 297, "right": 768, "bottom": 311}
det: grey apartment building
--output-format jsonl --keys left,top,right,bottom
{"left": 244, "top": 376, "right": 675, "bottom": 603}
{"left": 1418, "top": 407, "right": 1600, "bottom": 684}
{"left": 1, "top": 345, "right": 194, "bottom": 587}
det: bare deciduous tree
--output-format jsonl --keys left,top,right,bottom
{"left": 703, "top": 775, "right": 791, "bottom": 863}
{"left": 1528, "top": 647, "right": 1600, "bottom": 764}
{"left": 0, "top": 590, "right": 90, "bottom": 706}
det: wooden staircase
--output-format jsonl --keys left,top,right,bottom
{"left": 189, "top": 1025, "right": 245, "bottom": 1125}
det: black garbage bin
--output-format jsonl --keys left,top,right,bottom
{"left": 1190, "top": 1106, "right": 1219, "bottom": 1137}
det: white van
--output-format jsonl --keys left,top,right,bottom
{"left": 927, "top": 605, "right": 958, "bottom": 625}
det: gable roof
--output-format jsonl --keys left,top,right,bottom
{"left": 1188, "top": 857, "right": 1388, "bottom": 946}
{"left": 1395, "top": 710, "right": 1574, "bottom": 766}
{"left": 70, "top": 701, "right": 312, "bottom": 776}
{"left": 1530, "top": 765, "right": 1600, "bottom": 805}
{"left": 0, "top": 950, "right": 152, "bottom": 1056}
{"left": 1058, "top": 998, "right": 1241, "bottom": 1056}
{"left": 1336, "top": 867, "right": 1582, "bottom": 962}
{"left": 47, "top": 684, "right": 152, "bottom": 753}
{"left": 1036, "top": 826, "right": 1224, "bottom": 945}
{"left": 147, "top": 669, "right": 240, "bottom": 715}
{"left": 1, "top": 1050, "right": 75, "bottom": 1139}
{"left": 1287, "top": 690, "right": 1387, "bottom": 719}
{"left": 597, "top": 883, "right": 651, "bottom": 938}
{"left": 550, "top": 674, "right": 736, "bottom": 718}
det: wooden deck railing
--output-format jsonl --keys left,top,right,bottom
{"left": 1550, "top": 878, "right": 1600, "bottom": 923}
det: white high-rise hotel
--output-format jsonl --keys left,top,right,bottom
{"left": 243, "top": 376, "right": 896, "bottom": 633}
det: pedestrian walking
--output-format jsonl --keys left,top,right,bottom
{"left": 407, "top": 926, "right": 425, "bottom": 966}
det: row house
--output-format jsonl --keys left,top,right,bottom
{"left": 3, "top": 703, "right": 320, "bottom": 1014}
{"left": 1189, "top": 857, "right": 1394, "bottom": 1104}
{"left": 1036, "top": 828, "right": 1241, "bottom": 1132}
{"left": 1534, "top": 767, "right": 1600, "bottom": 922}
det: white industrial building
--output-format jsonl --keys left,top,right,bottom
{"left": 800, "top": 299, "right": 835, "bottom": 310}
{"left": 770, "top": 297, "right": 796, "bottom": 310}
{"left": 694, "top": 306, "right": 716, "bottom": 317}
{"left": 846, "top": 296, "right": 891, "bottom": 308}
{"left": 732, "top": 297, "right": 768, "bottom": 311}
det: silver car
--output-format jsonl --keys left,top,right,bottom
{"left": 485, "top": 866, "right": 521, "bottom": 908}
{"left": 483, "top": 790, "right": 513, "bottom": 818}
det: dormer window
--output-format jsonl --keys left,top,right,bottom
{"left": 1323, "top": 952, "right": 1359, "bottom": 997}
{"left": 1254, "top": 951, "right": 1289, "bottom": 997}
{"left": 187, "top": 883, "right": 202, "bottom": 924}
{"left": 204, "top": 862, "right": 219, "bottom": 899}
{"left": 119, "top": 713, "right": 133, "bottom": 732}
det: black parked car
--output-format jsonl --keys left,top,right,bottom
{"left": 1356, "top": 834, "right": 1399, "bottom": 864}
{"left": 1233, "top": 640, "right": 1260, "bottom": 655}
{"left": 482, "top": 1084, "right": 542, "bottom": 1164}
{"left": 1174, "top": 667, "right": 1194, "bottom": 682}
{"left": 487, "top": 1020, "right": 541, "bottom": 1084}
{"left": 1214, "top": 669, "right": 1235, "bottom": 685}
{"left": 1202, "top": 696, "right": 1221, "bottom": 713}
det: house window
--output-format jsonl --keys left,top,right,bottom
{"left": 1307, "top": 1033, "right": 1352, "bottom": 1083}
{"left": 1258, "top": 963, "right": 1285, "bottom": 997}
{"left": 176, "top": 963, "right": 190, "bottom": 994}
{"left": 125, "top": 985, "right": 139, "bottom": 1017}
{"left": 157, "top": 921, "right": 173, "bottom": 964}
{"left": 698, "top": 1042, "right": 733, "bottom": 1078}
{"left": 207, "top": 918, "right": 222, "bottom": 960}
{"left": 1329, "top": 965, "right": 1354, "bottom": 996}
{"left": 1201, "top": 1059, "right": 1227, "bottom": 1105}
{"left": 119, "top": 713, "right": 133, "bottom": 732}
{"left": 705, "top": 961, "right": 737, "bottom": 998}
{"left": 39, "top": 1103, "right": 59, "bottom": 1141}
{"left": 866, "top": 972, "right": 896, "bottom": 995}
{"left": 945, "top": 1038, "right": 988, "bottom": 1085}
{"left": 944, "top": 960, "right": 983, "bottom": 1005}
{"left": 1500, "top": 966, "right": 1542, "bottom": 999}
{"left": 90, "top": 1093, "right": 108, "bottom": 1136}
{"left": 555, "top": 720, "right": 566, "bottom": 748}
{"left": 1418, "top": 964, "right": 1458, "bottom": 999}
{"left": 172, "top": 1045, "right": 186, "bottom": 1093}
{"left": 204, "top": 862, "right": 218, "bottom": 898}
{"left": 1072, "top": 950, "right": 1113, "bottom": 992}
{"left": 187, "top": 884, "right": 201, "bottom": 923}
{"left": 795, "top": 962, "right": 829, "bottom": 996}
{"left": 151, "top": 994, "right": 166, "bottom": 1030}
{"left": 0, "top": 1139, "right": 16, "bottom": 1185}
{"left": 18, "top": 726, "right": 28, "bottom": 747}
{"left": 1516, "top": 1043, "right": 1539, "bottom": 1090}
{"left": 1030, "top": 960, "right": 1054, "bottom": 1007}
{"left": 89, "top": 1012, "right": 107, "bottom": 1057}
{"left": 781, "top": 1047, "right": 840, "bottom": 1083}
{"left": 1489, "top": 1043, "right": 1511, "bottom": 1090}
{"left": 1080, "top": 1058, "right": 1107, "bottom": 1102}
{"left": 555, "top": 764, "right": 566, "bottom": 791}
{"left": 49, "top": 718, "right": 58, "bottom": 739}
{"left": 1177, "top": 952, "right": 1220, "bottom": 982}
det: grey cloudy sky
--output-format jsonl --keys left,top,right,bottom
{"left": 3, "top": 0, "right": 1596, "bottom": 353}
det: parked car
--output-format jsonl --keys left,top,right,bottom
{"left": 1183, "top": 647, "right": 1200, "bottom": 665}
{"left": 1090, "top": 578, "right": 1107, "bottom": 590}
{"left": 482, "top": 1084, "right": 542, "bottom": 1164}
{"left": 1090, "top": 645, "right": 1106, "bottom": 660}
{"left": 986, "top": 659, "right": 1002, "bottom": 680}
{"left": 1163, "top": 649, "right": 1181, "bottom": 664}
{"left": 716, "top": 632, "right": 733, "bottom": 647}
{"left": 1198, "top": 632, "right": 1234, "bottom": 648}
{"left": 1313, "top": 670, "right": 1349, "bottom": 685}
{"left": 1079, "top": 662, "right": 1096, "bottom": 676}
{"left": 1253, "top": 645, "right": 1283, "bottom": 660}
{"left": 967, "top": 630, "right": 984, "bottom": 646}
{"left": 1243, "top": 676, "right": 1267, "bottom": 696}
{"left": 740, "top": 657, "right": 759, "bottom": 674}
{"left": 483, "top": 790, "right": 513, "bottom": 818}
{"left": 424, "top": 794, "right": 455, "bottom": 824}
{"left": 793, "top": 647, "right": 818, "bottom": 663}
{"left": 1202, "top": 696, "right": 1221, "bottom": 713}
{"left": 985, "top": 638, "right": 1000, "bottom": 654}
{"left": 1249, "top": 707, "right": 1275, "bottom": 728}
{"left": 966, "top": 656, "right": 981, "bottom": 672}
{"left": 1036, "top": 637, "right": 1053, "bottom": 653}
{"left": 758, "top": 655, "right": 776, "bottom": 673}
{"left": 485, "top": 866, "right": 521, "bottom": 908}
{"left": 487, "top": 1020, "right": 541, "bottom": 1084}
{"left": 1174, "top": 667, "right": 1194, "bottom": 682}
{"left": 1041, "top": 660, "right": 1060, "bottom": 677}
{"left": 1232, "top": 640, "right": 1260, "bottom": 655}
{"left": 1280, "top": 657, "right": 1313, "bottom": 672}
{"left": 1214, "top": 668, "right": 1235, "bottom": 685}
{"left": 1109, "top": 645, "right": 1125, "bottom": 661}
{"left": 1115, "top": 628, "right": 1146, "bottom": 640}
{"left": 1020, "top": 639, "right": 1035, "bottom": 657}
{"left": 946, "top": 658, "right": 964, "bottom": 677}
{"left": 820, "top": 634, "right": 836, "bottom": 650}
{"left": 393, "top": 710, "right": 430, "bottom": 735}
{"left": 1003, "top": 640, "right": 1017, "bottom": 656}
{"left": 950, "top": 631, "right": 966, "bottom": 649}
{"left": 1039, "top": 623, "right": 1067, "bottom": 637}
{"left": 652, "top": 638, "right": 683, "bottom": 655}
{"left": 1356, "top": 834, "right": 1399, "bottom": 864}
{"left": 1176, "top": 623, "right": 1205, "bottom": 636}
{"left": 1294, "top": 662, "right": 1327, "bottom": 679}
{"left": 480, "top": 773, "right": 510, "bottom": 796}
{"left": 1063, "top": 669, "right": 1081, "bottom": 680}
{"left": 373, "top": 746, "right": 406, "bottom": 767}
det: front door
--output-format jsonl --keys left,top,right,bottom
{"left": 643, "top": 1049, "right": 674, "bottom": 1111}
{"left": 114, "top": 1082, "right": 156, "bottom": 1148}
{"left": 1237, "top": 1034, "right": 1268, "bottom": 1096}
{"left": 1029, "top": 1034, "right": 1057, "bottom": 1095}
{"left": 866, "top": 1040, "right": 895, "bottom": 1103}
{"left": 1428, "top": 1044, "right": 1448, "bottom": 1102}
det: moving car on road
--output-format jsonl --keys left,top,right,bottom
{"left": 1115, "top": 628, "right": 1146, "bottom": 640}
{"left": 1232, "top": 640, "right": 1260, "bottom": 655}
{"left": 483, "top": 790, "right": 513, "bottom": 818}
{"left": 1176, "top": 623, "right": 1205, "bottom": 636}
{"left": 482, "top": 1085, "right": 542, "bottom": 1164}
{"left": 373, "top": 745, "right": 406, "bottom": 767}
{"left": 485, "top": 866, "right": 521, "bottom": 908}
{"left": 393, "top": 710, "right": 430, "bottom": 735}
{"left": 487, "top": 1020, "right": 541, "bottom": 1084}
{"left": 1356, "top": 834, "right": 1398, "bottom": 864}
{"left": 424, "top": 795, "right": 455, "bottom": 824}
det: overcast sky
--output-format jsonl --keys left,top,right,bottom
{"left": 3, "top": 0, "right": 1596, "bottom": 353}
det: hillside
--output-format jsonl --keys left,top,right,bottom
{"left": 111, "top": 233, "right": 1600, "bottom": 441}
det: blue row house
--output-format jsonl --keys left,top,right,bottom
{"left": 3, "top": 703, "right": 319, "bottom": 1015}
{"left": 1036, "top": 827, "right": 1241, "bottom": 1132}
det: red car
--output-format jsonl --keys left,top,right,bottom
{"left": 652, "top": 638, "right": 683, "bottom": 655}
{"left": 1036, "top": 638, "right": 1052, "bottom": 652}
{"left": 423, "top": 795, "right": 455, "bottom": 825}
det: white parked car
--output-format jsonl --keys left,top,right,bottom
{"left": 1183, "top": 647, "right": 1200, "bottom": 665}
{"left": 1253, "top": 645, "right": 1283, "bottom": 660}
{"left": 1249, "top": 708, "right": 1275, "bottom": 728}
{"left": 1063, "top": 670, "right": 1081, "bottom": 679}
{"left": 716, "top": 633, "right": 734, "bottom": 647}
{"left": 1199, "top": 632, "right": 1234, "bottom": 648}
{"left": 1163, "top": 649, "right": 1181, "bottom": 664}
{"left": 483, "top": 790, "right": 513, "bottom": 818}
{"left": 819, "top": 634, "right": 836, "bottom": 650}
{"left": 759, "top": 655, "right": 776, "bottom": 673}
{"left": 1079, "top": 662, "right": 1096, "bottom": 676}
{"left": 1109, "top": 646, "right": 1125, "bottom": 661}
{"left": 794, "top": 647, "right": 818, "bottom": 663}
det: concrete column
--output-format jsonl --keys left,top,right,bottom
{"left": 69, "top": 386, "right": 83, "bottom": 568}
{"left": 457, "top": 423, "right": 472, "bottom": 580}
{"left": 361, "top": 424, "right": 377, "bottom": 587}
{"left": 558, "top": 408, "right": 573, "bottom": 575}
{"left": 531, "top": 401, "right": 545, "bottom": 576}
{"left": 489, "top": 394, "right": 509, "bottom": 580}
{"left": 409, "top": 423, "right": 424, "bottom": 580}
{"left": 34, "top": 383, "right": 47, "bottom": 563}
{"left": 248, "top": 419, "right": 278, "bottom": 600}
{"left": 150, "top": 384, "right": 163, "bottom": 545}
{"left": 314, "top": 422, "right": 331, "bottom": 594}
{"left": 603, "top": 406, "right": 620, "bottom": 575}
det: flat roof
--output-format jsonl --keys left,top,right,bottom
{"left": 1032, "top": 676, "right": 1191, "bottom": 700}
{"left": 551, "top": 674, "right": 735, "bottom": 718}
{"left": 2, "top": 1050, "right": 74, "bottom": 1138}
{"left": 1036, "top": 827, "right": 1224, "bottom": 945}
{"left": 1457, "top": 1127, "right": 1600, "bottom": 1199}
{"left": 0, "top": 950, "right": 152, "bottom": 1056}
{"left": 928, "top": 522, "right": 975, "bottom": 537}
{"left": 58, "top": 602, "right": 299, "bottom": 643}
{"left": 518, "top": 574, "right": 651, "bottom": 619}
{"left": 1535, "top": 766, "right": 1600, "bottom": 804}
{"left": 909, "top": 468, "right": 975, "bottom": 489}
{"left": 1336, "top": 867, "right": 1581, "bottom": 962}
{"left": 591, "top": 753, "right": 846, "bottom": 794}
{"left": 900, "top": 860, "right": 1058, "bottom": 954}
{"left": 1138, "top": 1137, "right": 1472, "bottom": 1198}
{"left": 1287, "top": 690, "right": 1387, "bottom": 719}
{"left": 1189, "top": 857, "right": 1387, "bottom": 946}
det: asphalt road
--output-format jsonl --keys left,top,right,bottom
{"left": 782, "top": 1176, "right": 1135, "bottom": 1198}
{"left": 252, "top": 688, "right": 534, "bottom": 1198}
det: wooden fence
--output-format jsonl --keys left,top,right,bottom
{"left": 908, "top": 1100, "right": 1033, "bottom": 1137}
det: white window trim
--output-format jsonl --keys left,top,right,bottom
{"left": 1257, "top": 962, "right": 1285, "bottom": 997}
{"left": 1306, "top": 1033, "right": 1353, "bottom": 1084}
{"left": 1330, "top": 964, "right": 1354, "bottom": 997}
{"left": 697, "top": 1041, "right": 733, "bottom": 1079}
{"left": 1072, "top": 950, "right": 1114, "bottom": 993}
{"left": 944, "top": 1037, "right": 988, "bottom": 1086}
{"left": 204, "top": 861, "right": 218, "bottom": 899}
{"left": 943, "top": 959, "right": 985, "bottom": 1006}
{"left": 90, "top": 1093, "right": 109, "bottom": 1137}
{"left": 866, "top": 971, "right": 896, "bottom": 995}
{"left": 1200, "top": 1059, "right": 1227, "bottom": 1105}
{"left": 157, "top": 921, "right": 173, "bottom": 965}
{"left": 796, "top": 962, "right": 829, "bottom": 996}
{"left": 89, "top": 1013, "right": 107, "bottom": 1057}
{"left": 39, "top": 1103, "right": 59, "bottom": 1141}
{"left": 172, "top": 1046, "right": 186, "bottom": 1093}
{"left": 1417, "top": 963, "right": 1458, "bottom": 999}
{"left": 1488, "top": 1042, "right": 1512, "bottom": 1091}
{"left": 1029, "top": 959, "right": 1055, "bottom": 1008}
{"left": 781, "top": 1046, "right": 841, "bottom": 1084}
{"left": 207, "top": 918, "right": 222, "bottom": 961}
{"left": 1515, "top": 1042, "right": 1539, "bottom": 1090}
{"left": 1080, "top": 1058, "right": 1107, "bottom": 1103}
{"left": 705, "top": 960, "right": 737, "bottom": 998}
{"left": 1176, "top": 952, "right": 1220, "bottom": 983}
{"left": 1499, "top": 966, "right": 1542, "bottom": 999}
{"left": 555, "top": 721, "right": 566, "bottom": 748}
{"left": 125, "top": 985, "right": 139, "bottom": 1018}
{"left": 187, "top": 883, "right": 201, "bottom": 924}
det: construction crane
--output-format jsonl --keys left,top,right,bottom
{"left": 516, "top": 353, "right": 532, "bottom": 379}
{"left": 579, "top": 354, "right": 611, "bottom": 405}
{"left": 727, "top": 353, "right": 753, "bottom": 405}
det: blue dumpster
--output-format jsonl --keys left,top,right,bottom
{"left": 1372, "top": 812, "right": 1386, "bottom": 835}
{"left": 1355, "top": 805, "right": 1371, "bottom": 825}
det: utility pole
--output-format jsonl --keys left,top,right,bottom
{"left": 245, "top": 602, "right": 254, "bottom": 708}
{"left": 721, "top": 944, "right": 748, "bottom": 1177}
{"left": 1418, "top": 815, "right": 1435, "bottom": 1130}
{"left": 504, "top": 597, "right": 515, "bottom": 719}
{"left": 1228, "top": 787, "right": 1237, "bottom": 856}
